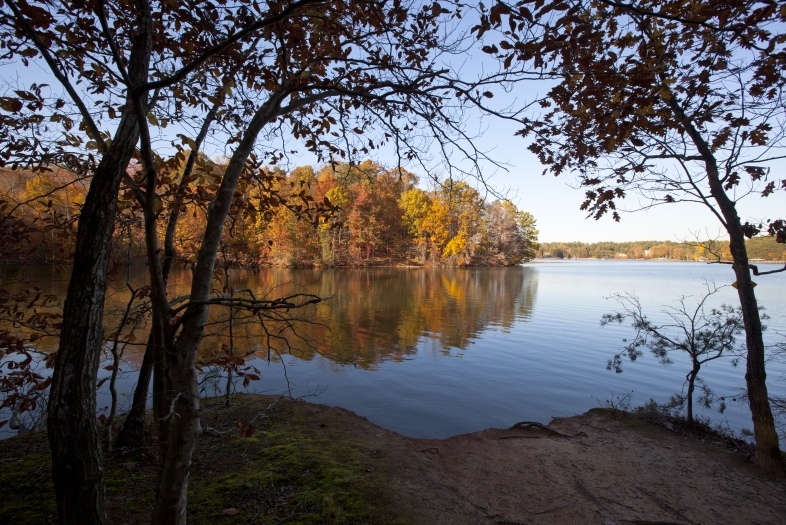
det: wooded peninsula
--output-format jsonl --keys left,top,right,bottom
{"left": 0, "top": 160, "right": 539, "bottom": 268}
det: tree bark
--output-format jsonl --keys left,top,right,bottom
{"left": 46, "top": 114, "right": 141, "bottom": 525}
{"left": 728, "top": 225, "right": 785, "bottom": 477}
{"left": 46, "top": 2, "right": 153, "bottom": 521}
{"left": 708, "top": 172, "right": 784, "bottom": 477}
{"left": 150, "top": 351, "right": 200, "bottom": 525}
{"left": 686, "top": 365, "right": 698, "bottom": 425}
{"left": 666, "top": 95, "right": 785, "bottom": 478}
{"left": 151, "top": 92, "right": 285, "bottom": 525}
{"left": 115, "top": 337, "right": 154, "bottom": 449}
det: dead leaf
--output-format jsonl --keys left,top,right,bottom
{"left": 221, "top": 507, "right": 239, "bottom": 516}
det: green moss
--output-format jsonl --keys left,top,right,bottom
{"left": 0, "top": 445, "right": 57, "bottom": 525}
{"left": 0, "top": 395, "right": 410, "bottom": 525}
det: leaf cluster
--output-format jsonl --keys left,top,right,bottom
{"left": 475, "top": 0, "right": 786, "bottom": 221}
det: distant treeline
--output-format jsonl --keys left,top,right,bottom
{"left": 538, "top": 237, "right": 786, "bottom": 262}
{"left": 0, "top": 160, "right": 539, "bottom": 268}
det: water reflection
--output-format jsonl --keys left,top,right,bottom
{"left": 1, "top": 265, "right": 539, "bottom": 368}
{"left": 176, "top": 267, "right": 539, "bottom": 369}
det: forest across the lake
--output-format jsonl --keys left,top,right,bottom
{"left": 538, "top": 237, "right": 786, "bottom": 262}
{"left": 0, "top": 160, "right": 539, "bottom": 268}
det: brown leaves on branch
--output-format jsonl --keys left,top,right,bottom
{"left": 476, "top": 0, "right": 786, "bottom": 222}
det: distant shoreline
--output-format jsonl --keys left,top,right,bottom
{"left": 531, "top": 257, "right": 786, "bottom": 263}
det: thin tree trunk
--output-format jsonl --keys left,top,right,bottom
{"left": 151, "top": 92, "right": 286, "bottom": 525}
{"left": 115, "top": 337, "right": 154, "bottom": 449}
{"left": 151, "top": 326, "right": 174, "bottom": 461}
{"left": 104, "top": 342, "right": 121, "bottom": 453}
{"left": 119, "top": 99, "right": 222, "bottom": 451}
{"left": 667, "top": 95, "right": 785, "bottom": 478}
{"left": 105, "top": 284, "right": 138, "bottom": 452}
{"left": 686, "top": 367, "right": 698, "bottom": 425}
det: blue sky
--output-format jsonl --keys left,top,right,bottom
{"left": 2, "top": 7, "right": 783, "bottom": 244}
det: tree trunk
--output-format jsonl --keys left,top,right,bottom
{"left": 728, "top": 227, "right": 785, "bottom": 477}
{"left": 686, "top": 365, "right": 699, "bottom": 425}
{"left": 153, "top": 333, "right": 174, "bottom": 462}
{"left": 151, "top": 350, "right": 201, "bottom": 525}
{"left": 669, "top": 99, "right": 785, "bottom": 478}
{"left": 150, "top": 91, "right": 286, "bottom": 525}
{"left": 46, "top": 119, "right": 141, "bottom": 525}
{"left": 115, "top": 338, "right": 154, "bottom": 449}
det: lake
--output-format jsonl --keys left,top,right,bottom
{"left": 2, "top": 260, "right": 785, "bottom": 440}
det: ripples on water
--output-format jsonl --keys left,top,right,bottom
{"left": 2, "top": 260, "right": 785, "bottom": 440}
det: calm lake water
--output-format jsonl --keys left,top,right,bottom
{"left": 2, "top": 260, "right": 785, "bottom": 440}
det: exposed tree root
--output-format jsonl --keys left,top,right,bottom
{"left": 504, "top": 421, "right": 588, "bottom": 438}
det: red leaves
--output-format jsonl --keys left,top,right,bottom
{"left": 0, "top": 98, "right": 24, "bottom": 113}
{"left": 723, "top": 171, "right": 740, "bottom": 190}
{"left": 761, "top": 181, "right": 776, "bottom": 197}
{"left": 235, "top": 418, "right": 254, "bottom": 438}
{"left": 29, "top": 376, "right": 51, "bottom": 392}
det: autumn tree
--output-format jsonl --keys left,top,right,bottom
{"left": 478, "top": 0, "right": 786, "bottom": 476}
{"left": 1, "top": 0, "right": 535, "bottom": 523}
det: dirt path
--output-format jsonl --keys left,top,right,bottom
{"left": 342, "top": 407, "right": 786, "bottom": 525}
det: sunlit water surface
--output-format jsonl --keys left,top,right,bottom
{"left": 2, "top": 260, "right": 785, "bottom": 440}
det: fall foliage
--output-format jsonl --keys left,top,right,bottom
{"left": 1, "top": 161, "right": 539, "bottom": 268}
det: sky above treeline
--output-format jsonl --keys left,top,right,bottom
{"left": 4, "top": 11, "right": 783, "bottom": 244}
{"left": 287, "top": 111, "right": 785, "bottom": 244}
{"left": 470, "top": 127, "right": 786, "bottom": 244}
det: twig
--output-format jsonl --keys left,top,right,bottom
{"left": 159, "top": 392, "right": 183, "bottom": 422}
{"left": 202, "top": 426, "right": 231, "bottom": 437}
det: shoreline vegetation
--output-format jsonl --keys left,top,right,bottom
{"left": 537, "top": 237, "right": 786, "bottom": 263}
{"left": 0, "top": 161, "right": 539, "bottom": 269}
{"left": 1, "top": 394, "right": 783, "bottom": 525}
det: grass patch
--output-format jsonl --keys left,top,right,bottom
{"left": 0, "top": 395, "right": 410, "bottom": 525}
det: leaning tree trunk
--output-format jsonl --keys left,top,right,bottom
{"left": 673, "top": 102, "right": 785, "bottom": 478}
{"left": 46, "top": 3, "right": 153, "bottom": 521}
{"left": 47, "top": 115, "right": 142, "bottom": 524}
{"left": 727, "top": 225, "right": 785, "bottom": 477}
{"left": 115, "top": 335, "right": 155, "bottom": 449}
{"left": 151, "top": 92, "right": 286, "bottom": 525}
{"left": 706, "top": 167, "right": 785, "bottom": 477}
